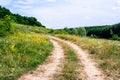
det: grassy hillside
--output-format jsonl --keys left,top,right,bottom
{"left": 12, "top": 23, "right": 51, "bottom": 34}
{"left": 56, "top": 35, "right": 120, "bottom": 80}
{"left": 0, "top": 23, "right": 53, "bottom": 80}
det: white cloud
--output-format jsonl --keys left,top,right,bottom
{"left": 112, "top": 6, "right": 120, "bottom": 10}
{"left": 14, "top": 0, "right": 35, "bottom": 5}
{"left": 112, "top": 0, "right": 120, "bottom": 10}
{"left": 0, "top": 0, "right": 11, "bottom": 6}
{"left": 21, "top": 0, "right": 117, "bottom": 28}
{"left": 13, "top": 0, "right": 37, "bottom": 5}
{"left": 13, "top": 5, "right": 32, "bottom": 9}
{"left": 3, "top": 0, "right": 120, "bottom": 28}
{"left": 46, "top": 0, "right": 56, "bottom": 3}
{"left": 12, "top": 0, "right": 38, "bottom": 10}
{"left": 117, "top": 0, "right": 120, "bottom": 5}
{"left": 85, "top": 16, "right": 91, "bottom": 20}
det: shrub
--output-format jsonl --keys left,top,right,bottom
{"left": 112, "top": 34, "right": 119, "bottom": 40}
{"left": 0, "top": 15, "right": 13, "bottom": 36}
{"left": 77, "top": 27, "right": 86, "bottom": 36}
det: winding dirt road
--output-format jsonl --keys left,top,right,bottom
{"left": 18, "top": 36, "right": 105, "bottom": 80}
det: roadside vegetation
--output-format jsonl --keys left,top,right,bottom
{"left": 0, "top": 20, "right": 53, "bottom": 80}
{"left": 56, "top": 34, "right": 120, "bottom": 80}
{"left": 55, "top": 40, "right": 86, "bottom": 80}
{"left": 0, "top": 6, "right": 52, "bottom": 80}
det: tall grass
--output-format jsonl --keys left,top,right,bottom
{"left": 12, "top": 23, "right": 50, "bottom": 34}
{"left": 56, "top": 34, "right": 120, "bottom": 80}
{"left": 0, "top": 32, "right": 52, "bottom": 80}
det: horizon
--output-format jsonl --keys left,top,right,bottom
{"left": 0, "top": 0, "right": 120, "bottom": 29}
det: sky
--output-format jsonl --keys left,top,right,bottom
{"left": 0, "top": 0, "right": 120, "bottom": 29}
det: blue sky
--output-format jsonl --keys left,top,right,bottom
{"left": 0, "top": 0, "right": 120, "bottom": 29}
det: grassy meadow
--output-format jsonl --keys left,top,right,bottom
{"left": 56, "top": 34, "right": 120, "bottom": 80}
{"left": 0, "top": 24, "right": 53, "bottom": 80}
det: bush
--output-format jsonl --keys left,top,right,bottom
{"left": 112, "top": 34, "right": 119, "bottom": 40}
{"left": 53, "top": 30, "right": 68, "bottom": 34}
{"left": 0, "top": 21, "right": 9, "bottom": 36}
{"left": 77, "top": 27, "right": 86, "bottom": 36}
{"left": 0, "top": 15, "right": 13, "bottom": 36}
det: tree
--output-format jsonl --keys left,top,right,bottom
{"left": 72, "top": 28, "right": 78, "bottom": 35}
{"left": 0, "top": 15, "right": 13, "bottom": 36}
{"left": 77, "top": 27, "right": 86, "bottom": 36}
{"left": 112, "top": 34, "right": 119, "bottom": 40}
{"left": 4, "top": 15, "right": 12, "bottom": 32}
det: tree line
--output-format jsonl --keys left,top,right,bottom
{"left": 54, "top": 24, "right": 120, "bottom": 40}
{"left": 0, "top": 6, "right": 44, "bottom": 27}
{"left": 85, "top": 24, "right": 120, "bottom": 40}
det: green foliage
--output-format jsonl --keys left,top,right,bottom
{"left": 12, "top": 14, "right": 44, "bottom": 27}
{"left": 11, "top": 23, "right": 50, "bottom": 34}
{"left": 77, "top": 27, "right": 86, "bottom": 36}
{"left": 85, "top": 24, "right": 120, "bottom": 39}
{"left": 53, "top": 29, "right": 68, "bottom": 34}
{"left": 63, "top": 27, "right": 86, "bottom": 36}
{"left": 30, "top": 26, "right": 51, "bottom": 34}
{"left": 0, "top": 15, "right": 13, "bottom": 36}
{"left": 112, "top": 34, "right": 119, "bottom": 40}
{"left": 72, "top": 28, "right": 78, "bottom": 35}
{"left": 0, "top": 21, "right": 8, "bottom": 36}
{"left": 0, "top": 6, "right": 11, "bottom": 19}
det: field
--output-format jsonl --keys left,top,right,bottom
{"left": 56, "top": 34, "right": 120, "bottom": 80}
{"left": 0, "top": 24, "right": 53, "bottom": 80}
{"left": 0, "top": 23, "right": 120, "bottom": 80}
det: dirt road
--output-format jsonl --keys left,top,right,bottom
{"left": 52, "top": 36, "right": 104, "bottom": 80}
{"left": 19, "top": 36, "right": 104, "bottom": 80}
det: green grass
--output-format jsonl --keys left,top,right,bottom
{"left": 56, "top": 34, "right": 120, "bottom": 80}
{"left": 12, "top": 23, "right": 51, "bottom": 34}
{"left": 0, "top": 24, "right": 53, "bottom": 80}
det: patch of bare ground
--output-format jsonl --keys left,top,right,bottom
{"left": 18, "top": 39, "right": 64, "bottom": 80}
{"left": 52, "top": 36, "right": 105, "bottom": 80}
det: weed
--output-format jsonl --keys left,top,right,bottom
{"left": 0, "top": 32, "right": 52, "bottom": 80}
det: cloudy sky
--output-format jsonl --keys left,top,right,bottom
{"left": 0, "top": 0, "right": 120, "bottom": 29}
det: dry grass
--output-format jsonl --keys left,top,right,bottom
{"left": 56, "top": 34, "right": 120, "bottom": 80}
